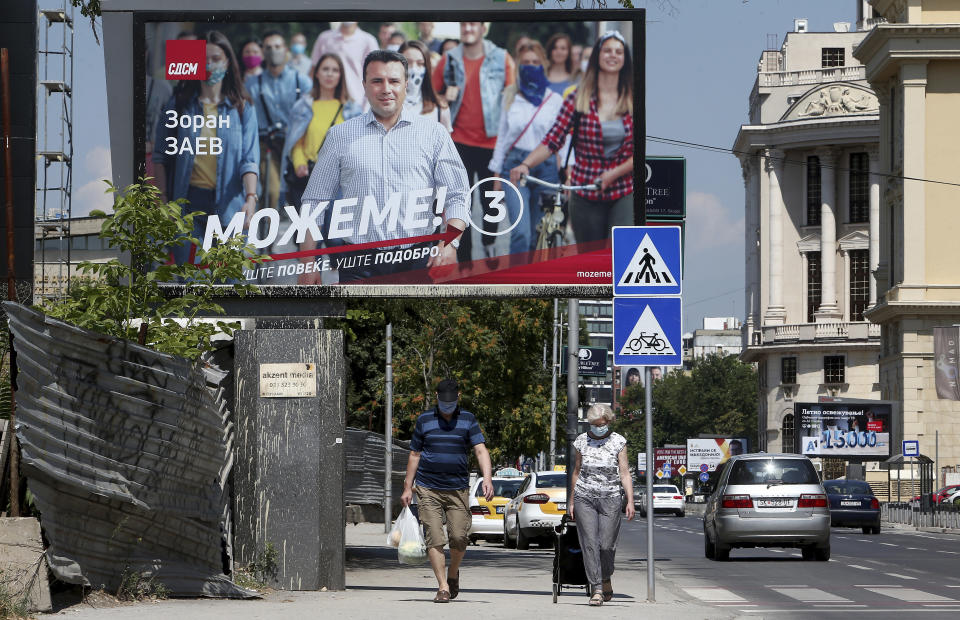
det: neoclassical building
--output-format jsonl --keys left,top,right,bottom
{"left": 735, "top": 14, "right": 883, "bottom": 459}
{"left": 854, "top": 0, "right": 960, "bottom": 477}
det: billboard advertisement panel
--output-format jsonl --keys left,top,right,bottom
{"left": 795, "top": 400, "right": 893, "bottom": 459}
{"left": 644, "top": 156, "right": 684, "bottom": 219}
{"left": 138, "top": 13, "right": 644, "bottom": 290}
{"left": 686, "top": 438, "right": 747, "bottom": 472}
{"left": 653, "top": 447, "right": 686, "bottom": 472}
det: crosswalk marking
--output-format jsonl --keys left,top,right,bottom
{"left": 771, "top": 588, "right": 850, "bottom": 603}
{"left": 684, "top": 587, "right": 746, "bottom": 602}
{"left": 885, "top": 573, "right": 918, "bottom": 580}
{"left": 879, "top": 542, "right": 898, "bottom": 547}
{"left": 847, "top": 565, "right": 874, "bottom": 571}
{"left": 863, "top": 587, "right": 955, "bottom": 603}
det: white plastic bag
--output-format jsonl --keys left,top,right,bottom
{"left": 392, "top": 506, "right": 427, "bottom": 565}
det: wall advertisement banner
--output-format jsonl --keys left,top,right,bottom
{"left": 138, "top": 13, "right": 644, "bottom": 291}
{"left": 934, "top": 326, "right": 960, "bottom": 400}
{"left": 653, "top": 447, "right": 686, "bottom": 472}
{"left": 686, "top": 438, "right": 747, "bottom": 472}
{"left": 795, "top": 401, "right": 892, "bottom": 458}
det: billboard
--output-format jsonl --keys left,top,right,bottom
{"left": 137, "top": 12, "right": 645, "bottom": 291}
{"left": 686, "top": 438, "right": 748, "bottom": 472}
{"left": 653, "top": 447, "right": 686, "bottom": 472}
{"left": 619, "top": 365, "right": 664, "bottom": 395}
{"left": 795, "top": 400, "right": 893, "bottom": 459}
{"left": 562, "top": 346, "right": 608, "bottom": 377}
{"left": 644, "top": 157, "right": 684, "bottom": 219}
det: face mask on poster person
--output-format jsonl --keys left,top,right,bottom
{"left": 266, "top": 48, "right": 286, "bottom": 67}
{"left": 291, "top": 43, "right": 306, "bottom": 56}
{"left": 206, "top": 61, "right": 228, "bottom": 85}
{"left": 243, "top": 55, "right": 263, "bottom": 70}
{"left": 405, "top": 66, "right": 425, "bottom": 112}
{"left": 518, "top": 64, "right": 549, "bottom": 106}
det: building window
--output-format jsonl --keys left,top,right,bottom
{"left": 824, "top": 355, "right": 845, "bottom": 384}
{"left": 849, "top": 249, "right": 869, "bottom": 321}
{"left": 781, "top": 357, "right": 797, "bottom": 384}
{"left": 821, "top": 47, "right": 845, "bottom": 68}
{"left": 849, "top": 152, "right": 869, "bottom": 223}
{"left": 806, "top": 156, "right": 821, "bottom": 226}
{"left": 807, "top": 252, "right": 821, "bottom": 323}
{"left": 781, "top": 413, "right": 795, "bottom": 453}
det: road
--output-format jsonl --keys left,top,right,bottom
{"left": 618, "top": 513, "right": 960, "bottom": 618}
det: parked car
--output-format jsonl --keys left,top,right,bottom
{"left": 468, "top": 475, "right": 526, "bottom": 543}
{"left": 823, "top": 479, "right": 881, "bottom": 534}
{"left": 934, "top": 484, "right": 960, "bottom": 504}
{"left": 945, "top": 488, "right": 960, "bottom": 507}
{"left": 703, "top": 453, "right": 831, "bottom": 562}
{"left": 637, "top": 484, "right": 685, "bottom": 518}
{"left": 503, "top": 471, "right": 567, "bottom": 550}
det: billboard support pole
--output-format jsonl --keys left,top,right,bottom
{"left": 645, "top": 367, "right": 654, "bottom": 602}
{"left": 1, "top": 48, "right": 19, "bottom": 518}
{"left": 384, "top": 322, "right": 393, "bottom": 532}
{"left": 566, "top": 299, "right": 579, "bottom": 501}
{"left": 550, "top": 298, "right": 558, "bottom": 470}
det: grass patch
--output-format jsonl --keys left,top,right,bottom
{"left": 0, "top": 570, "right": 31, "bottom": 619}
{"left": 233, "top": 542, "right": 278, "bottom": 591}
{"left": 115, "top": 568, "right": 169, "bottom": 602}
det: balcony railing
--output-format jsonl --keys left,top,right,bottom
{"left": 757, "top": 65, "right": 865, "bottom": 88}
{"left": 753, "top": 321, "right": 881, "bottom": 345}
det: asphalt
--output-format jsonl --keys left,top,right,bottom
{"left": 52, "top": 520, "right": 724, "bottom": 620}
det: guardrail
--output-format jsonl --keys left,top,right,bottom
{"left": 883, "top": 502, "right": 960, "bottom": 529}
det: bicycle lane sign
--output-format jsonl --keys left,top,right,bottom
{"left": 613, "top": 298, "right": 682, "bottom": 366}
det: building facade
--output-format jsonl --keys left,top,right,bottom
{"left": 854, "top": 0, "right": 960, "bottom": 476}
{"left": 735, "top": 15, "right": 883, "bottom": 454}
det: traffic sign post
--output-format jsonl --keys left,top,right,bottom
{"left": 612, "top": 226, "right": 683, "bottom": 606}
{"left": 902, "top": 440, "right": 919, "bottom": 457}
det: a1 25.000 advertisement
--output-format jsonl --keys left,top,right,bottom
{"left": 795, "top": 401, "right": 893, "bottom": 458}
{"left": 140, "top": 15, "right": 643, "bottom": 289}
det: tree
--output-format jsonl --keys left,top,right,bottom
{"left": 328, "top": 298, "right": 563, "bottom": 467}
{"left": 616, "top": 354, "right": 758, "bottom": 461}
{"left": 39, "top": 180, "right": 261, "bottom": 361}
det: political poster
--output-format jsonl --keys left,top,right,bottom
{"left": 686, "top": 438, "right": 747, "bottom": 472}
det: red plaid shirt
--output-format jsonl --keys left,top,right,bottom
{"left": 542, "top": 90, "right": 634, "bottom": 201}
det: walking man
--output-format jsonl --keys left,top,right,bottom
{"left": 401, "top": 379, "right": 494, "bottom": 603}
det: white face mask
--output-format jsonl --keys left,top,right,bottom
{"left": 404, "top": 66, "right": 425, "bottom": 112}
{"left": 386, "top": 44, "right": 401, "bottom": 52}
{"left": 580, "top": 59, "right": 589, "bottom": 73}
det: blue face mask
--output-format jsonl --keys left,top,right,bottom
{"left": 205, "top": 61, "right": 228, "bottom": 85}
{"left": 438, "top": 399, "right": 458, "bottom": 414}
{"left": 291, "top": 43, "right": 306, "bottom": 56}
{"left": 518, "top": 64, "right": 549, "bottom": 106}
{"left": 591, "top": 424, "right": 610, "bottom": 436}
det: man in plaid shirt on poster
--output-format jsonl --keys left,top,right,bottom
{"left": 510, "top": 30, "right": 635, "bottom": 246}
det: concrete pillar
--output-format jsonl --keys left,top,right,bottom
{"left": 816, "top": 148, "right": 842, "bottom": 321}
{"left": 868, "top": 145, "right": 880, "bottom": 307}
{"left": 901, "top": 62, "right": 927, "bottom": 289}
{"left": 764, "top": 149, "right": 786, "bottom": 325}
{"left": 234, "top": 327, "right": 346, "bottom": 591}
{"left": 741, "top": 155, "right": 757, "bottom": 344}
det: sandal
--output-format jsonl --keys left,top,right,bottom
{"left": 434, "top": 589, "right": 450, "bottom": 603}
{"left": 589, "top": 591, "right": 604, "bottom": 606}
{"left": 448, "top": 573, "right": 459, "bottom": 599}
{"left": 602, "top": 579, "right": 613, "bottom": 602}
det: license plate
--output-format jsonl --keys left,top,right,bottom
{"left": 757, "top": 498, "right": 789, "bottom": 507}
{"left": 840, "top": 500, "right": 860, "bottom": 507}
{"left": 556, "top": 503, "right": 566, "bottom": 511}
{"left": 495, "top": 505, "right": 504, "bottom": 514}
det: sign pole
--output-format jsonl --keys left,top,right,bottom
{"left": 566, "top": 299, "right": 579, "bottom": 503}
{"left": 384, "top": 323, "right": 393, "bottom": 532}
{"left": 550, "top": 298, "right": 558, "bottom": 470}
{"left": 645, "top": 367, "right": 655, "bottom": 602}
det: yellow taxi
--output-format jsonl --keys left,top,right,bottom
{"left": 502, "top": 471, "right": 568, "bottom": 550}
{"left": 468, "top": 475, "right": 526, "bottom": 544}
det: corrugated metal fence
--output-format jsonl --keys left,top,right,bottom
{"left": 4, "top": 302, "right": 251, "bottom": 597}
{"left": 344, "top": 428, "right": 409, "bottom": 514}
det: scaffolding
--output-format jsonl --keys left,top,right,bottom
{"left": 34, "top": 1, "right": 74, "bottom": 299}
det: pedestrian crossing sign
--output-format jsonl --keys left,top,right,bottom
{"left": 613, "top": 297, "right": 682, "bottom": 366}
{"left": 612, "top": 226, "right": 682, "bottom": 296}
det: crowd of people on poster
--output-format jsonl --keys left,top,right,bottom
{"left": 144, "top": 19, "right": 636, "bottom": 284}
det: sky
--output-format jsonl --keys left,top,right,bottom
{"left": 68, "top": 0, "right": 857, "bottom": 330}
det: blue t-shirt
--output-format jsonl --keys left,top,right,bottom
{"left": 410, "top": 408, "right": 485, "bottom": 490}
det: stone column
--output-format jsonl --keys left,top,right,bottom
{"left": 764, "top": 149, "right": 786, "bottom": 325}
{"left": 868, "top": 145, "right": 880, "bottom": 307}
{"left": 901, "top": 62, "right": 927, "bottom": 287}
{"left": 741, "top": 155, "right": 757, "bottom": 342}
{"left": 816, "top": 148, "right": 842, "bottom": 321}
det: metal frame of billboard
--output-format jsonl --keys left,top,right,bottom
{"left": 792, "top": 398, "right": 900, "bottom": 461}
{"left": 114, "top": 8, "right": 645, "bottom": 300}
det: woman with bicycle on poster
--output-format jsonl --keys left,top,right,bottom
{"left": 488, "top": 41, "right": 569, "bottom": 256}
{"left": 509, "top": 30, "right": 634, "bottom": 246}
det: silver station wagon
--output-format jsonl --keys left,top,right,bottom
{"left": 703, "top": 453, "right": 831, "bottom": 561}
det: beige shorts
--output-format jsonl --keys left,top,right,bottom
{"left": 415, "top": 486, "right": 471, "bottom": 551}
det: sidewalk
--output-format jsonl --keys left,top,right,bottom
{"left": 52, "top": 523, "right": 727, "bottom": 620}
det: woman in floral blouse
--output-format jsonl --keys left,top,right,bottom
{"left": 569, "top": 403, "right": 635, "bottom": 606}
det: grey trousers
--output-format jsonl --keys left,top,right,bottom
{"left": 574, "top": 492, "right": 622, "bottom": 592}
{"left": 569, "top": 192, "right": 635, "bottom": 245}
